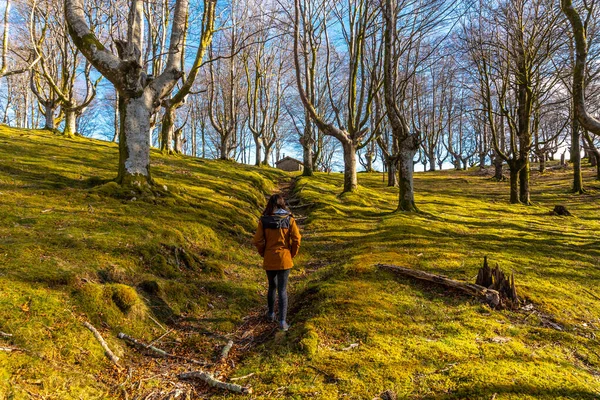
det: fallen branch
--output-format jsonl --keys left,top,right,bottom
{"left": 220, "top": 340, "right": 234, "bottom": 362}
{"left": 0, "top": 331, "right": 13, "bottom": 337}
{"left": 149, "top": 329, "right": 174, "bottom": 347}
{"left": 229, "top": 372, "right": 255, "bottom": 381}
{"left": 179, "top": 371, "right": 252, "bottom": 394}
{"left": 377, "top": 264, "right": 501, "bottom": 308}
{"left": 118, "top": 332, "right": 169, "bottom": 357}
{"left": 118, "top": 332, "right": 208, "bottom": 366}
{"left": 0, "top": 346, "right": 24, "bottom": 352}
{"left": 83, "top": 322, "right": 120, "bottom": 367}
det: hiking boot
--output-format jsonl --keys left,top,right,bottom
{"left": 265, "top": 311, "right": 275, "bottom": 322}
{"left": 279, "top": 321, "right": 289, "bottom": 332}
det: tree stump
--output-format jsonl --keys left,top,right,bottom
{"left": 475, "top": 257, "right": 519, "bottom": 309}
{"left": 552, "top": 205, "right": 572, "bottom": 217}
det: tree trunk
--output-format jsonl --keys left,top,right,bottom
{"left": 519, "top": 160, "right": 531, "bottom": 205}
{"left": 342, "top": 141, "right": 358, "bottom": 193}
{"left": 220, "top": 133, "right": 231, "bottom": 160}
{"left": 117, "top": 94, "right": 153, "bottom": 186}
{"left": 254, "top": 137, "right": 262, "bottom": 166}
{"left": 429, "top": 155, "right": 436, "bottom": 172}
{"left": 173, "top": 127, "right": 183, "bottom": 154}
{"left": 494, "top": 154, "right": 504, "bottom": 181}
{"left": 160, "top": 106, "right": 175, "bottom": 153}
{"left": 572, "top": 120, "right": 584, "bottom": 193}
{"left": 44, "top": 102, "right": 56, "bottom": 130}
{"left": 302, "top": 123, "right": 314, "bottom": 176}
{"left": 387, "top": 159, "right": 398, "bottom": 187}
{"left": 509, "top": 166, "right": 520, "bottom": 204}
{"left": 589, "top": 150, "right": 597, "bottom": 167}
{"left": 398, "top": 143, "right": 418, "bottom": 212}
{"left": 539, "top": 154, "right": 546, "bottom": 173}
{"left": 263, "top": 143, "right": 273, "bottom": 167}
{"left": 113, "top": 93, "right": 119, "bottom": 142}
{"left": 63, "top": 109, "right": 77, "bottom": 138}
{"left": 366, "top": 152, "right": 374, "bottom": 172}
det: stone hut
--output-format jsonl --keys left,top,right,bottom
{"left": 276, "top": 156, "right": 304, "bottom": 172}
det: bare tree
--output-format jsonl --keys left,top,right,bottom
{"left": 293, "top": 0, "right": 382, "bottom": 193}
{"left": 382, "top": 0, "right": 454, "bottom": 211}
{"left": 30, "top": 0, "right": 102, "bottom": 137}
{"left": 562, "top": 0, "right": 600, "bottom": 136}
{"left": 159, "top": 0, "right": 217, "bottom": 154}
{"left": 65, "top": 0, "right": 193, "bottom": 185}
{"left": 465, "top": 0, "right": 564, "bottom": 204}
{"left": 0, "top": 0, "right": 41, "bottom": 80}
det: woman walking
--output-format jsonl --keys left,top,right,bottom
{"left": 253, "top": 194, "right": 301, "bottom": 331}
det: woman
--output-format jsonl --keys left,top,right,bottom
{"left": 253, "top": 194, "right": 301, "bottom": 331}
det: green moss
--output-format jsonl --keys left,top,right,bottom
{"left": 139, "top": 279, "right": 161, "bottom": 295}
{"left": 232, "top": 169, "right": 600, "bottom": 399}
{"left": 98, "top": 265, "right": 128, "bottom": 283}
{"left": 110, "top": 284, "right": 139, "bottom": 313}
{"left": 299, "top": 324, "right": 319, "bottom": 358}
{"left": 0, "top": 125, "right": 287, "bottom": 398}
{"left": 81, "top": 33, "right": 105, "bottom": 51}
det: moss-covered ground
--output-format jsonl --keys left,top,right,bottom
{"left": 0, "top": 126, "right": 286, "bottom": 398}
{"left": 1, "top": 125, "right": 599, "bottom": 399}
{"left": 232, "top": 169, "right": 600, "bottom": 399}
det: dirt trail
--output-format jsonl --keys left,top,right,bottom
{"left": 110, "top": 177, "right": 313, "bottom": 399}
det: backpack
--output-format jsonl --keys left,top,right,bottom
{"left": 260, "top": 214, "right": 292, "bottom": 247}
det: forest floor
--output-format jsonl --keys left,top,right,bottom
{"left": 1, "top": 126, "right": 600, "bottom": 399}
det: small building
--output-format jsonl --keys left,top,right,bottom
{"left": 276, "top": 156, "right": 304, "bottom": 172}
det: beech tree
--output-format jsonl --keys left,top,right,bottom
{"left": 31, "top": 0, "right": 102, "bottom": 136}
{"left": 382, "top": 0, "right": 454, "bottom": 211}
{"left": 562, "top": 0, "right": 600, "bottom": 137}
{"left": 158, "top": 1, "right": 216, "bottom": 154}
{"left": 0, "top": 0, "right": 41, "bottom": 80}
{"left": 293, "top": 0, "right": 382, "bottom": 193}
{"left": 465, "top": 0, "right": 563, "bottom": 204}
{"left": 65, "top": 0, "right": 210, "bottom": 185}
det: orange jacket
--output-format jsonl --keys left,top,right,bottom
{"left": 253, "top": 212, "right": 301, "bottom": 270}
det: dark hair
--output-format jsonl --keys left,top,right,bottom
{"left": 263, "top": 194, "right": 290, "bottom": 215}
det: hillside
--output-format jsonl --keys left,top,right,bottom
{"left": 0, "top": 126, "right": 288, "bottom": 398}
{"left": 1, "top": 126, "right": 600, "bottom": 399}
{"left": 233, "top": 169, "right": 600, "bottom": 398}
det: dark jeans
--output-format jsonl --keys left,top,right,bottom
{"left": 266, "top": 269, "right": 290, "bottom": 323}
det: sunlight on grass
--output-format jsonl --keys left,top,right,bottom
{"left": 0, "top": 126, "right": 287, "bottom": 398}
{"left": 234, "top": 169, "right": 600, "bottom": 399}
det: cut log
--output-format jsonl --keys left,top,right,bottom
{"left": 377, "top": 264, "right": 501, "bottom": 308}
{"left": 179, "top": 371, "right": 252, "bottom": 394}
{"left": 83, "top": 322, "right": 120, "bottom": 367}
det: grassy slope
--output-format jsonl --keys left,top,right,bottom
{"left": 0, "top": 126, "right": 287, "bottom": 399}
{"left": 235, "top": 169, "right": 600, "bottom": 399}
{"left": 2, "top": 125, "right": 600, "bottom": 400}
